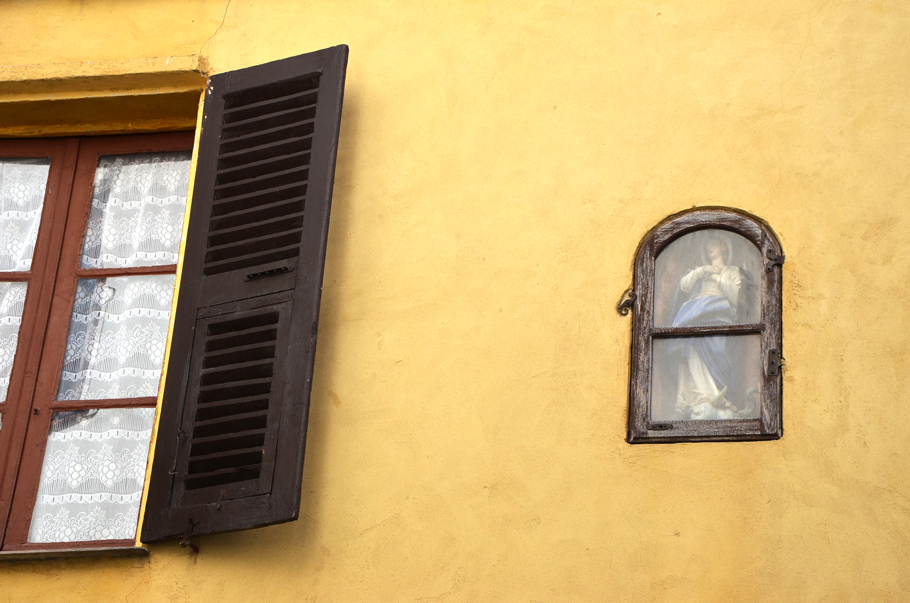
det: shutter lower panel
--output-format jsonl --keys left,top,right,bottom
{"left": 142, "top": 45, "right": 348, "bottom": 542}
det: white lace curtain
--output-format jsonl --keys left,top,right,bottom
{"left": 80, "top": 152, "right": 191, "bottom": 269}
{"left": 28, "top": 408, "right": 155, "bottom": 543}
{"left": 1, "top": 159, "right": 49, "bottom": 403}
{"left": 0, "top": 282, "right": 28, "bottom": 403}
{"left": 56, "top": 275, "right": 176, "bottom": 401}
{"left": 0, "top": 159, "right": 50, "bottom": 271}
{"left": 27, "top": 151, "right": 191, "bottom": 543}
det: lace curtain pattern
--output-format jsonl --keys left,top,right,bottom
{"left": 0, "top": 159, "right": 50, "bottom": 271}
{"left": 28, "top": 408, "right": 155, "bottom": 543}
{"left": 56, "top": 275, "right": 176, "bottom": 401}
{"left": 0, "top": 282, "right": 28, "bottom": 402}
{"left": 28, "top": 151, "right": 190, "bottom": 544}
{"left": 80, "top": 152, "right": 191, "bottom": 269}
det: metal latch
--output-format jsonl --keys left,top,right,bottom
{"left": 246, "top": 266, "right": 293, "bottom": 281}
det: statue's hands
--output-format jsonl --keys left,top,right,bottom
{"left": 697, "top": 265, "right": 723, "bottom": 277}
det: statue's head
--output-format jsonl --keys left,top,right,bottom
{"left": 700, "top": 231, "right": 733, "bottom": 265}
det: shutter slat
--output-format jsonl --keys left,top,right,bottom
{"left": 200, "top": 359, "right": 274, "bottom": 384}
{"left": 223, "top": 87, "right": 319, "bottom": 118}
{"left": 222, "top": 72, "right": 320, "bottom": 109}
{"left": 212, "top": 166, "right": 309, "bottom": 198}
{"left": 218, "top": 118, "right": 316, "bottom": 152}
{"left": 188, "top": 427, "right": 268, "bottom": 447}
{"left": 200, "top": 361, "right": 275, "bottom": 381}
{"left": 222, "top": 104, "right": 318, "bottom": 134}
{"left": 211, "top": 183, "right": 306, "bottom": 216}
{"left": 217, "top": 135, "right": 313, "bottom": 166}
{"left": 197, "top": 378, "right": 273, "bottom": 403}
{"left": 202, "top": 342, "right": 277, "bottom": 367}
{"left": 184, "top": 464, "right": 263, "bottom": 484}
{"left": 191, "top": 410, "right": 270, "bottom": 430}
{"left": 187, "top": 454, "right": 264, "bottom": 478}
{"left": 216, "top": 150, "right": 311, "bottom": 182}
{"left": 202, "top": 244, "right": 301, "bottom": 276}
{"left": 208, "top": 212, "right": 305, "bottom": 244}
{"left": 205, "top": 230, "right": 302, "bottom": 257}
{"left": 194, "top": 399, "right": 270, "bottom": 423}
{"left": 203, "top": 327, "right": 278, "bottom": 352}
{"left": 189, "top": 446, "right": 269, "bottom": 464}
{"left": 143, "top": 45, "right": 348, "bottom": 542}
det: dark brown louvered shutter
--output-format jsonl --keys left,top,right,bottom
{"left": 142, "top": 45, "right": 348, "bottom": 542}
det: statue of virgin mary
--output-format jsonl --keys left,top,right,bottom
{"left": 669, "top": 232, "right": 757, "bottom": 420}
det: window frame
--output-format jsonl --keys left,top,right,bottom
{"left": 627, "top": 208, "right": 784, "bottom": 444}
{"left": 0, "top": 131, "right": 195, "bottom": 552}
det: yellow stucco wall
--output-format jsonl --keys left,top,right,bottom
{"left": 1, "top": 0, "right": 909, "bottom": 600}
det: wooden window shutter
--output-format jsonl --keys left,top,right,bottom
{"left": 142, "top": 45, "right": 348, "bottom": 542}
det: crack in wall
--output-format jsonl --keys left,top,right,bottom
{"left": 198, "top": 0, "right": 232, "bottom": 73}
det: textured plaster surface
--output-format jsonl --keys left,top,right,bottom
{"left": 0, "top": 0, "right": 909, "bottom": 601}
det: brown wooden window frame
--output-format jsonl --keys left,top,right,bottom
{"left": 0, "top": 131, "right": 194, "bottom": 553}
{"left": 626, "top": 208, "right": 784, "bottom": 444}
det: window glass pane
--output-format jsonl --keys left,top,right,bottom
{"left": 56, "top": 275, "right": 175, "bottom": 401}
{"left": 0, "top": 282, "right": 28, "bottom": 402}
{"left": 80, "top": 152, "right": 191, "bottom": 269}
{"left": 0, "top": 158, "right": 51, "bottom": 271}
{"left": 651, "top": 334, "right": 761, "bottom": 421}
{"left": 27, "top": 408, "right": 154, "bottom": 543}
{"left": 653, "top": 229, "right": 762, "bottom": 327}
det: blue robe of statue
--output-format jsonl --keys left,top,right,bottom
{"left": 669, "top": 265, "right": 743, "bottom": 420}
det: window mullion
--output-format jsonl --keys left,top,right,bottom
{"left": 651, "top": 323, "right": 764, "bottom": 338}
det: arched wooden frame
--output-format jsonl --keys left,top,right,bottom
{"left": 627, "top": 208, "right": 784, "bottom": 443}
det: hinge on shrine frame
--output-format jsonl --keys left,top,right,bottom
{"left": 765, "top": 249, "right": 785, "bottom": 273}
{"left": 767, "top": 349, "right": 784, "bottom": 376}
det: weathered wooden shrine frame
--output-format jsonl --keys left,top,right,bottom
{"left": 627, "top": 208, "right": 784, "bottom": 444}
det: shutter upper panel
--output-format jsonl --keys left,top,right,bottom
{"left": 142, "top": 45, "right": 347, "bottom": 542}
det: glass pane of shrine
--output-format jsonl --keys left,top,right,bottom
{"left": 651, "top": 334, "right": 761, "bottom": 421}
{"left": 653, "top": 229, "right": 762, "bottom": 328}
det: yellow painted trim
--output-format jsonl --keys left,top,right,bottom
{"left": 0, "top": 119, "right": 198, "bottom": 139}
{"left": 0, "top": 92, "right": 202, "bottom": 138}
{"left": 135, "top": 87, "right": 207, "bottom": 547}
{"left": 0, "top": 55, "right": 201, "bottom": 94}
{"left": 0, "top": 62, "right": 206, "bottom": 138}
{"left": 0, "top": 79, "right": 205, "bottom": 104}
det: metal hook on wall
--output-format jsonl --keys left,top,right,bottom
{"left": 616, "top": 287, "right": 636, "bottom": 316}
